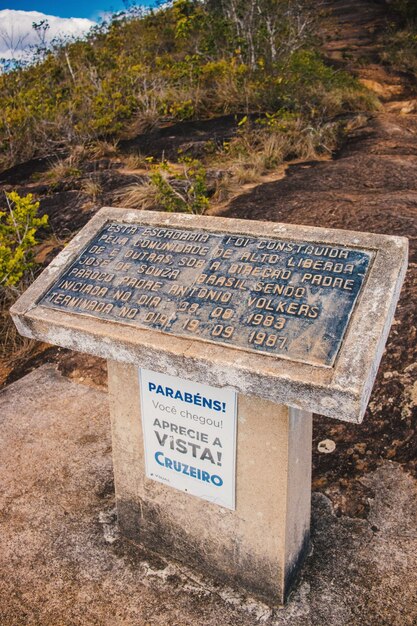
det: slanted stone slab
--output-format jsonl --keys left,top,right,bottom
{"left": 12, "top": 207, "right": 407, "bottom": 423}
{"left": 10, "top": 208, "right": 407, "bottom": 604}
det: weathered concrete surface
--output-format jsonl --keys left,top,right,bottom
{"left": 1, "top": 365, "right": 416, "bottom": 625}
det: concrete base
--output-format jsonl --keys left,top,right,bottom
{"left": 107, "top": 360, "right": 312, "bottom": 604}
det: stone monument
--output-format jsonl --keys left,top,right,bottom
{"left": 11, "top": 208, "right": 408, "bottom": 604}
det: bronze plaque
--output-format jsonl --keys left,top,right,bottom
{"left": 38, "top": 222, "right": 372, "bottom": 366}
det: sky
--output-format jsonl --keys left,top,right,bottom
{"left": 0, "top": 1, "right": 161, "bottom": 63}
{"left": 0, "top": 0, "right": 158, "bottom": 20}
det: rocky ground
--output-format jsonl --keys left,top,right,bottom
{"left": 1, "top": 366, "right": 416, "bottom": 626}
{"left": 0, "top": 0, "right": 416, "bottom": 623}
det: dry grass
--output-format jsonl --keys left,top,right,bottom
{"left": 114, "top": 114, "right": 353, "bottom": 211}
{"left": 87, "top": 140, "right": 120, "bottom": 159}
{"left": 228, "top": 161, "right": 265, "bottom": 185}
{"left": 215, "top": 118, "right": 341, "bottom": 181}
{"left": 344, "top": 113, "right": 370, "bottom": 134}
{"left": 114, "top": 181, "right": 160, "bottom": 210}
{"left": 0, "top": 287, "right": 34, "bottom": 363}
{"left": 45, "top": 141, "right": 120, "bottom": 184}
{"left": 319, "top": 83, "right": 380, "bottom": 115}
{"left": 68, "top": 144, "right": 89, "bottom": 164}
{"left": 80, "top": 178, "right": 103, "bottom": 201}
{"left": 283, "top": 122, "right": 339, "bottom": 161}
{"left": 203, "top": 117, "right": 344, "bottom": 204}
{"left": 45, "top": 158, "right": 81, "bottom": 182}
{"left": 122, "top": 153, "right": 150, "bottom": 171}
{"left": 127, "top": 105, "right": 161, "bottom": 136}
{"left": 208, "top": 171, "right": 235, "bottom": 203}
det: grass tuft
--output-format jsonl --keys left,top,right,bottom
{"left": 114, "top": 181, "right": 160, "bottom": 211}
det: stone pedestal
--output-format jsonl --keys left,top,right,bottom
{"left": 108, "top": 359, "right": 312, "bottom": 604}
{"left": 10, "top": 207, "right": 408, "bottom": 604}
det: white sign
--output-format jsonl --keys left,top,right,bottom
{"left": 139, "top": 368, "right": 237, "bottom": 510}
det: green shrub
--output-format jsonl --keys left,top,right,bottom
{"left": 0, "top": 1, "right": 374, "bottom": 170}
{"left": 0, "top": 192, "right": 48, "bottom": 288}
{"left": 150, "top": 158, "right": 210, "bottom": 213}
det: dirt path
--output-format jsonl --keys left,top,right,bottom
{"left": 222, "top": 0, "right": 417, "bottom": 514}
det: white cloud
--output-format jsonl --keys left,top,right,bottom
{"left": 0, "top": 9, "right": 95, "bottom": 61}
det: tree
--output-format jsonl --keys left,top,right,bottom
{"left": 205, "top": 0, "right": 313, "bottom": 68}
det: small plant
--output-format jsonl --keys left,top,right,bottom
{"left": 149, "top": 158, "right": 210, "bottom": 214}
{"left": 115, "top": 180, "right": 160, "bottom": 210}
{"left": 160, "top": 99, "right": 195, "bottom": 120}
{"left": 81, "top": 178, "right": 102, "bottom": 202}
{"left": 87, "top": 140, "right": 120, "bottom": 159}
{"left": 117, "top": 158, "right": 210, "bottom": 213}
{"left": 68, "top": 144, "right": 89, "bottom": 164}
{"left": 0, "top": 191, "right": 48, "bottom": 288}
{"left": 122, "top": 152, "right": 150, "bottom": 170}
{"left": 46, "top": 158, "right": 82, "bottom": 183}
